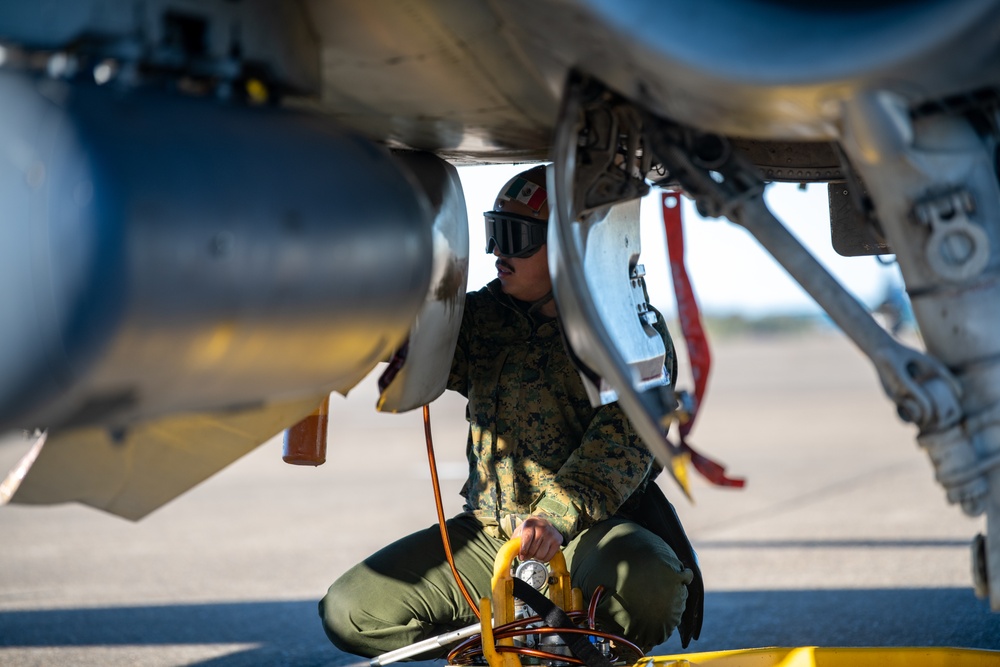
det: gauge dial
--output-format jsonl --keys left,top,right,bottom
{"left": 515, "top": 560, "right": 548, "bottom": 590}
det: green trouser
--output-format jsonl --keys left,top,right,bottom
{"left": 319, "top": 513, "right": 692, "bottom": 659}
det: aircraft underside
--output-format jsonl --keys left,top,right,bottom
{"left": 2, "top": 0, "right": 1000, "bottom": 615}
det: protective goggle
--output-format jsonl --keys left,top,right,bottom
{"left": 483, "top": 211, "right": 547, "bottom": 258}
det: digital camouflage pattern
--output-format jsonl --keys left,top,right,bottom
{"left": 318, "top": 280, "right": 694, "bottom": 657}
{"left": 447, "top": 279, "right": 677, "bottom": 542}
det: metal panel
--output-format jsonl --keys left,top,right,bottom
{"left": 377, "top": 151, "right": 469, "bottom": 413}
{"left": 1, "top": 395, "right": 325, "bottom": 520}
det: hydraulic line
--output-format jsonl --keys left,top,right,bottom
{"left": 448, "top": 617, "right": 642, "bottom": 667}
{"left": 424, "top": 404, "right": 481, "bottom": 619}
{"left": 586, "top": 585, "right": 605, "bottom": 629}
{"left": 422, "top": 405, "right": 641, "bottom": 667}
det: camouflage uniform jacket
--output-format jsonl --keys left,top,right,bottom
{"left": 447, "top": 279, "right": 674, "bottom": 542}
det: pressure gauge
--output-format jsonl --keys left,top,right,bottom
{"left": 515, "top": 560, "right": 548, "bottom": 590}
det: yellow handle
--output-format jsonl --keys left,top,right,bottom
{"left": 481, "top": 537, "right": 586, "bottom": 667}
{"left": 479, "top": 596, "right": 520, "bottom": 667}
{"left": 489, "top": 537, "right": 582, "bottom": 633}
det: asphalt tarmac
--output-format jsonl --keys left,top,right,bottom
{"left": 1, "top": 330, "right": 998, "bottom": 666}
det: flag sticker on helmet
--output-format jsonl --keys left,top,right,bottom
{"left": 502, "top": 177, "right": 547, "bottom": 212}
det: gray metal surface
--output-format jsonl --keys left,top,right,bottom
{"left": 575, "top": 0, "right": 1000, "bottom": 140}
{"left": 5, "top": 1, "right": 996, "bottom": 155}
{"left": 548, "top": 83, "right": 677, "bottom": 474}
{"left": 0, "top": 1, "right": 320, "bottom": 93}
{"left": 0, "top": 394, "right": 325, "bottom": 520}
{"left": 0, "top": 71, "right": 432, "bottom": 432}
{"left": 304, "top": 0, "right": 1000, "bottom": 150}
{"left": 837, "top": 92, "right": 1000, "bottom": 610}
{"left": 1, "top": 333, "right": 997, "bottom": 665}
{"left": 550, "top": 196, "right": 669, "bottom": 408}
{"left": 376, "top": 152, "right": 469, "bottom": 414}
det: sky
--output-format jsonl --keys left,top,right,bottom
{"left": 457, "top": 163, "right": 903, "bottom": 318}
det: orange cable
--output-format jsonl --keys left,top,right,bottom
{"left": 423, "top": 404, "right": 481, "bottom": 619}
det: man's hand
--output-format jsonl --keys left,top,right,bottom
{"left": 513, "top": 515, "right": 563, "bottom": 562}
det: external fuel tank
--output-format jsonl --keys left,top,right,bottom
{"left": 0, "top": 72, "right": 433, "bottom": 432}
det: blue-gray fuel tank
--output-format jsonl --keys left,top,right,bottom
{"left": 0, "top": 73, "right": 432, "bottom": 431}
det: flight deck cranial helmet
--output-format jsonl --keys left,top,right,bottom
{"left": 484, "top": 165, "right": 549, "bottom": 258}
